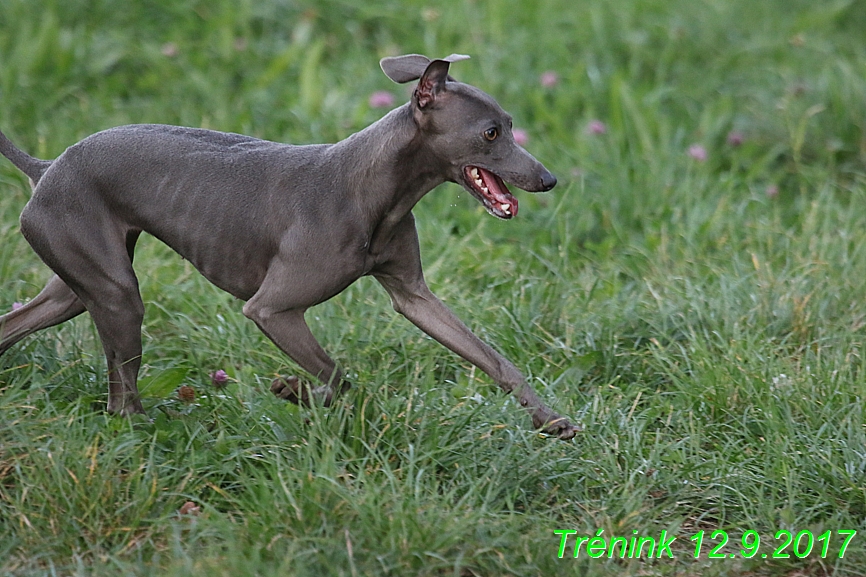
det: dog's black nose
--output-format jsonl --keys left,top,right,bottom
{"left": 540, "top": 170, "right": 557, "bottom": 191}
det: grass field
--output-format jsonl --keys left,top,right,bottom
{"left": 2, "top": 0, "right": 866, "bottom": 575}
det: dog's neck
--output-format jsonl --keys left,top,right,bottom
{"left": 331, "top": 103, "right": 447, "bottom": 252}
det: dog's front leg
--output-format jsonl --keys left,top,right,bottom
{"left": 244, "top": 305, "right": 351, "bottom": 406}
{"left": 243, "top": 264, "right": 351, "bottom": 406}
{"left": 372, "top": 219, "right": 579, "bottom": 439}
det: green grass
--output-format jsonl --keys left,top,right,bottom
{"left": 2, "top": 0, "right": 866, "bottom": 575}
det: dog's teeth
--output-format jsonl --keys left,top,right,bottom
{"left": 470, "top": 168, "right": 489, "bottom": 193}
{"left": 501, "top": 203, "right": 511, "bottom": 213}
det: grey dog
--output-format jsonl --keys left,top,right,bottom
{"left": 0, "top": 54, "right": 578, "bottom": 439}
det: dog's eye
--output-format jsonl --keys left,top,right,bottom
{"left": 484, "top": 127, "right": 498, "bottom": 141}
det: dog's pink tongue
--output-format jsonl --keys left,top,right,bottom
{"left": 479, "top": 168, "right": 518, "bottom": 216}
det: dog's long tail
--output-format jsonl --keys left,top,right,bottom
{"left": 0, "top": 129, "right": 52, "bottom": 185}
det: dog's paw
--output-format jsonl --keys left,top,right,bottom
{"left": 533, "top": 412, "right": 582, "bottom": 440}
{"left": 270, "top": 375, "right": 301, "bottom": 404}
{"left": 270, "top": 376, "right": 351, "bottom": 407}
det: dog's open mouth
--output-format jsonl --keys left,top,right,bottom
{"left": 463, "top": 165, "right": 518, "bottom": 219}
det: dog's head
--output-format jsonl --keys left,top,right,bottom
{"left": 380, "top": 54, "right": 556, "bottom": 220}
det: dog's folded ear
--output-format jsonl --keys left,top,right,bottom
{"left": 380, "top": 53, "right": 470, "bottom": 84}
{"left": 380, "top": 54, "right": 432, "bottom": 84}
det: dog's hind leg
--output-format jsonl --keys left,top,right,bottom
{"left": 0, "top": 275, "right": 86, "bottom": 356}
{"left": 20, "top": 197, "right": 146, "bottom": 415}
{"left": 87, "top": 281, "right": 146, "bottom": 416}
